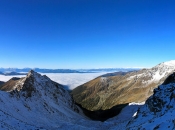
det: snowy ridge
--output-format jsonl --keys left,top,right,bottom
{"left": 0, "top": 70, "right": 103, "bottom": 129}
{"left": 163, "top": 60, "right": 175, "bottom": 66}
{"left": 128, "top": 60, "right": 175, "bottom": 84}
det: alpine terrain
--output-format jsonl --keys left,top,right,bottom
{"left": 1, "top": 61, "right": 175, "bottom": 129}
{"left": 0, "top": 70, "right": 100, "bottom": 129}
{"left": 126, "top": 72, "right": 175, "bottom": 129}
{"left": 72, "top": 60, "right": 175, "bottom": 111}
{"left": 102, "top": 71, "right": 175, "bottom": 129}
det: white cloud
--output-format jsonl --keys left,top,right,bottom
{"left": 41, "top": 72, "right": 107, "bottom": 90}
{"left": 0, "top": 72, "right": 107, "bottom": 90}
{"left": 0, "top": 75, "right": 24, "bottom": 82}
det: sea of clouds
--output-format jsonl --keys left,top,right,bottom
{"left": 0, "top": 72, "right": 107, "bottom": 90}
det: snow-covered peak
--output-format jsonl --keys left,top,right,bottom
{"left": 128, "top": 60, "right": 175, "bottom": 84}
{"left": 153, "top": 60, "right": 175, "bottom": 69}
{"left": 9, "top": 70, "right": 52, "bottom": 92}
{"left": 27, "top": 69, "right": 38, "bottom": 77}
{"left": 162, "top": 60, "right": 175, "bottom": 66}
{"left": 0, "top": 70, "right": 95, "bottom": 129}
{"left": 26, "top": 69, "right": 45, "bottom": 81}
{"left": 152, "top": 60, "right": 175, "bottom": 72}
{"left": 149, "top": 60, "right": 175, "bottom": 81}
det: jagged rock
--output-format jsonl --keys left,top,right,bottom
{"left": 163, "top": 72, "right": 175, "bottom": 85}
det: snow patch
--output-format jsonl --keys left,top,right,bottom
{"left": 100, "top": 77, "right": 107, "bottom": 82}
{"left": 163, "top": 60, "right": 175, "bottom": 66}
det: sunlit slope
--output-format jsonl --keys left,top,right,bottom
{"left": 72, "top": 60, "right": 175, "bottom": 111}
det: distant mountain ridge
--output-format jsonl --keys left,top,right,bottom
{"left": 0, "top": 72, "right": 27, "bottom": 76}
{"left": 0, "top": 68, "right": 80, "bottom": 73}
{"left": 0, "top": 68, "right": 140, "bottom": 73}
{"left": 77, "top": 68, "right": 140, "bottom": 72}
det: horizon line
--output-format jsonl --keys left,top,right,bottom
{"left": 0, "top": 67, "right": 145, "bottom": 70}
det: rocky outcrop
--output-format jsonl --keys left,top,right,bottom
{"left": 126, "top": 72, "right": 175, "bottom": 129}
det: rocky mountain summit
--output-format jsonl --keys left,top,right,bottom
{"left": 72, "top": 60, "right": 175, "bottom": 111}
{"left": 0, "top": 70, "right": 94, "bottom": 129}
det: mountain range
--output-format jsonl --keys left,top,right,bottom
{"left": 0, "top": 68, "right": 80, "bottom": 73}
{"left": 0, "top": 68, "right": 140, "bottom": 73}
{"left": 1, "top": 60, "right": 175, "bottom": 129}
{"left": 0, "top": 72, "right": 27, "bottom": 76}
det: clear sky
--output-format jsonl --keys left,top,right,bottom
{"left": 0, "top": 0, "right": 175, "bottom": 69}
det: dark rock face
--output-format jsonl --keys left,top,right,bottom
{"left": 146, "top": 84, "right": 175, "bottom": 113}
{"left": 163, "top": 72, "right": 175, "bottom": 85}
{"left": 0, "top": 81, "right": 5, "bottom": 88}
{"left": 0, "top": 81, "right": 5, "bottom": 85}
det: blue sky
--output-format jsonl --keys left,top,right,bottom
{"left": 0, "top": 0, "right": 175, "bottom": 69}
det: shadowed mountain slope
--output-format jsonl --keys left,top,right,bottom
{"left": 0, "top": 81, "right": 5, "bottom": 87}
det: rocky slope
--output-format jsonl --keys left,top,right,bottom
{"left": 102, "top": 72, "right": 175, "bottom": 129}
{"left": 72, "top": 60, "right": 175, "bottom": 111}
{"left": 126, "top": 72, "right": 175, "bottom": 129}
{"left": 0, "top": 77, "right": 21, "bottom": 91}
{"left": 0, "top": 70, "right": 100, "bottom": 129}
